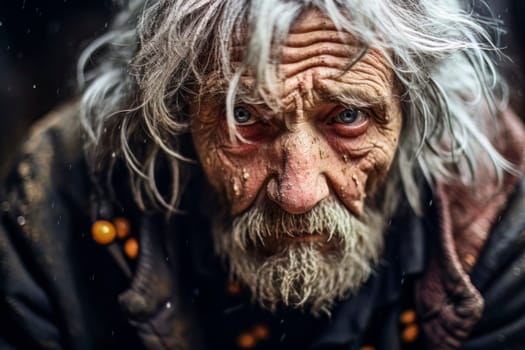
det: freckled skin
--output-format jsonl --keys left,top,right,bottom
{"left": 191, "top": 9, "right": 402, "bottom": 217}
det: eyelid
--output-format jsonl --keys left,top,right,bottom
{"left": 334, "top": 109, "right": 366, "bottom": 124}
{"left": 324, "top": 106, "right": 370, "bottom": 138}
{"left": 327, "top": 106, "right": 368, "bottom": 124}
{"left": 233, "top": 104, "right": 273, "bottom": 126}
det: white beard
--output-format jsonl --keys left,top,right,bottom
{"left": 212, "top": 199, "right": 387, "bottom": 316}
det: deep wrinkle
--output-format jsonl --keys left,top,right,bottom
{"left": 191, "top": 9, "right": 402, "bottom": 217}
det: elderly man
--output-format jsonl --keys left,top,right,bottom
{"left": 1, "top": 0, "right": 525, "bottom": 349}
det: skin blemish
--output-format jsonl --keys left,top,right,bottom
{"left": 242, "top": 168, "right": 250, "bottom": 181}
{"left": 229, "top": 177, "right": 242, "bottom": 198}
{"left": 351, "top": 174, "right": 360, "bottom": 189}
{"left": 190, "top": 9, "right": 402, "bottom": 216}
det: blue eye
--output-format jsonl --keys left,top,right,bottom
{"left": 233, "top": 106, "right": 253, "bottom": 125}
{"left": 335, "top": 109, "right": 361, "bottom": 124}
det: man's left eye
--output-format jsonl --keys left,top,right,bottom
{"left": 333, "top": 109, "right": 364, "bottom": 124}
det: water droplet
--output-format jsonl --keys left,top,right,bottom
{"left": 242, "top": 168, "right": 250, "bottom": 181}
{"left": 0, "top": 21, "right": 3, "bottom": 27}
{"left": 51, "top": 201, "right": 55, "bottom": 209}
{"left": 165, "top": 301, "right": 172, "bottom": 309}
{"left": 32, "top": 84, "right": 36, "bottom": 89}
{"left": 17, "top": 216, "right": 26, "bottom": 226}
{"left": 111, "top": 152, "right": 116, "bottom": 158}
{"left": 428, "top": 200, "right": 433, "bottom": 206}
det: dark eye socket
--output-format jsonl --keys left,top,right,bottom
{"left": 334, "top": 109, "right": 361, "bottom": 124}
{"left": 233, "top": 106, "right": 254, "bottom": 125}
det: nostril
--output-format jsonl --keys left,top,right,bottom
{"left": 266, "top": 173, "right": 329, "bottom": 214}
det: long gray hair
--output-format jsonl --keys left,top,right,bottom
{"left": 79, "top": 0, "right": 513, "bottom": 214}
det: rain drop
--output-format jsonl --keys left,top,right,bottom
{"left": 165, "top": 301, "right": 172, "bottom": 309}
{"left": 17, "top": 216, "right": 26, "bottom": 226}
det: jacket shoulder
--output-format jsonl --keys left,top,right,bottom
{"left": 464, "top": 177, "right": 525, "bottom": 349}
{"left": 0, "top": 105, "right": 96, "bottom": 349}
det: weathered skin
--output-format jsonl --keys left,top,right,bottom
{"left": 192, "top": 9, "right": 402, "bottom": 218}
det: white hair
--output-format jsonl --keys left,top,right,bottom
{"left": 212, "top": 198, "right": 386, "bottom": 315}
{"left": 79, "top": 0, "right": 513, "bottom": 214}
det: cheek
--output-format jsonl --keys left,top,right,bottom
{"left": 193, "top": 128, "right": 271, "bottom": 214}
{"left": 327, "top": 126, "right": 400, "bottom": 213}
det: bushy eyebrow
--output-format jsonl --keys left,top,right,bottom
{"left": 199, "top": 71, "right": 393, "bottom": 124}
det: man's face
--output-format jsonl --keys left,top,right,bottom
{"left": 191, "top": 9, "right": 402, "bottom": 314}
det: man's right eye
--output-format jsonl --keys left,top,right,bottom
{"left": 233, "top": 106, "right": 256, "bottom": 125}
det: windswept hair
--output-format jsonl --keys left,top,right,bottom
{"left": 79, "top": 0, "right": 513, "bottom": 214}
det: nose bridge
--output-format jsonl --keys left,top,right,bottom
{"left": 267, "top": 125, "right": 330, "bottom": 214}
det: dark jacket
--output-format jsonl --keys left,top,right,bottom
{"left": 1, "top": 106, "right": 525, "bottom": 350}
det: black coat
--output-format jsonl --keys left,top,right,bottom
{"left": 2, "top": 109, "right": 525, "bottom": 350}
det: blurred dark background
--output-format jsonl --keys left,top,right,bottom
{"left": 0, "top": 0, "right": 114, "bottom": 178}
{"left": 0, "top": 0, "right": 524, "bottom": 180}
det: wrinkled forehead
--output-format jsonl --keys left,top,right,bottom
{"left": 201, "top": 8, "right": 370, "bottom": 97}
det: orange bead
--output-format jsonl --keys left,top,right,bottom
{"left": 400, "top": 309, "right": 417, "bottom": 325}
{"left": 114, "top": 217, "right": 131, "bottom": 239}
{"left": 401, "top": 324, "right": 419, "bottom": 343}
{"left": 252, "top": 324, "right": 270, "bottom": 340}
{"left": 226, "top": 280, "right": 241, "bottom": 295}
{"left": 237, "top": 332, "right": 256, "bottom": 349}
{"left": 91, "top": 220, "right": 116, "bottom": 245}
{"left": 124, "top": 237, "right": 139, "bottom": 259}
